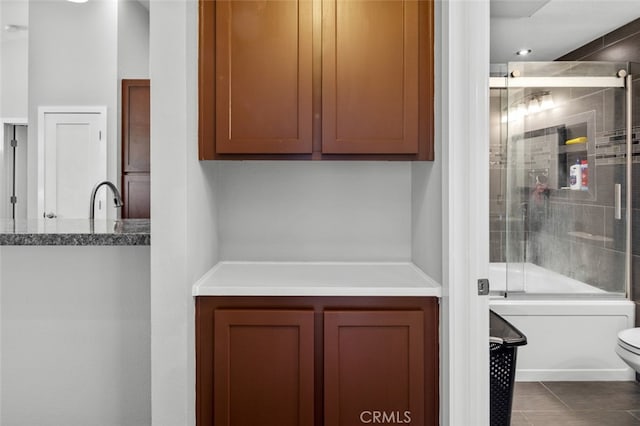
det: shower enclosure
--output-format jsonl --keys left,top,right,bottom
{"left": 488, "top": 62, "right": 638, "bottom": 381}
{"left": 490, "top": 62, "right": 638, "bottom": 299}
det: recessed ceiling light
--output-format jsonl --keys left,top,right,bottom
{"left": 67, "top": 0, "right": 89, "bottom": 3}
{"left": 516, "top": 49, "right": 532, "bottom": 56}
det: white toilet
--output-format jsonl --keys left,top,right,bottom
{"left": 616, "top": 328, "right": 640, "bottom": 373}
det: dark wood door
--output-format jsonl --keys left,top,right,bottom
{"left": 324, "top": 310, "right": 425, "bottom": 425}
{"left": 213, "top": 309, "right": 315, "bottom": 426}
{"left": 214, "top": 0, "right": 313, "bottom": 154}
{"left": 121, "top": 79, "right": 150, "bottom": 218}
{"left": 322, "top": 0, "right": 420, "bottom": 154}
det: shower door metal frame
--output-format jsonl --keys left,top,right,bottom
{"left": 625, "top": 75, "right": 633, "bottom": 299}
{"left": 490, "top": 70, "right": 632, "bottom": 298}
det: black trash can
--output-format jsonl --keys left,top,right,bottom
{"left": 490, "top": 310, "right": 527, "bottom": 426}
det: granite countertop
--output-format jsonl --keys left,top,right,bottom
{"left": 192, "top": 261, "right": 442, "bottom": 297}
{"left": 0, "top": 219, "right": 150, "bottom": 246}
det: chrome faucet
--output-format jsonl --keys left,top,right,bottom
{"left": 89, "top": 181, "right": 123, "bottom": 219}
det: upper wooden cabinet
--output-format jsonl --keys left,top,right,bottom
{"left": 199, "top": 0, "right": 433, "bottom": 160}
{"left": 214, "top": 0, "right": 313, "bottom": 154}
{"left": 322, "top": 0, "right": 419, "bottom": 154}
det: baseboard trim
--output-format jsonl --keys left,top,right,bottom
{"left": 515, "top": 368, "right": 635, "bottom": 382}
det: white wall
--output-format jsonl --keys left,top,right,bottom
{"left": 118, "top": 0, "right": 149, "bottom": 80}
{"left": 27, "top": 0, "right": 118, "bottom": 218}
{"left": 412, "top": 160, "right": 442, "bottom": 281}
{"left": 0, "top": 246, "right": 150, "bottom": 426}
{"left": 0, "top": 0, "right": 29, "bottom": 119}
{"left": 217, "top": 161, "right": 412, "bottom": 261}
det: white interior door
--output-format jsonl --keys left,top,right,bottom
{"left": 41, "top": 110, "right": 106, "bottom": 219}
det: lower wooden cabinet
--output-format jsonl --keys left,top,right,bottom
{"left": 213, "top": 310, "right": 315, "bottom": 426}
{"left": 324, "top": 310, "right": 425, "bottom": 426}
{"left": 196, "top": 297, "right": 438, "bottom": 426}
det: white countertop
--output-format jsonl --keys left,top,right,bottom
{"left": 192, "top": 261, "right": 441, "bottom": 297}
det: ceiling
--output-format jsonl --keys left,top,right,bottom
{"left": 491, "top": 0, "right": 640, "bottom": 64}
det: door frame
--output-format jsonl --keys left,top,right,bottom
{"left": 0, "top": 118, "right": 28, "bottom": 219}
{"left": 440, "top": 0, "right": 490, "bottom": 424}
{"left": 37, "top": 106, "right": 107, "bottom": 219}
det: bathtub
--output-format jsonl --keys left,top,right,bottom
{"left": 489, "top": 262, "right": 635, "bottom": 381}
{"left": 489, "top": 262, "right": 611, "bottom": 296}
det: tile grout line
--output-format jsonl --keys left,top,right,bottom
{"left": 629, "top": 409, "right": 640, "bottom": 421}
{"left": 540, "top": 381, "right": 573, "bottom": 410}
{"left": 518, "top": 411, "right": 535, "bottom": 426}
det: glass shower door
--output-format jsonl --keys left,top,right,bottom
{"left": 500, "top": 62, "right": 630, "bottom": 298}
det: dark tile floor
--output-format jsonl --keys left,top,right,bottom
{"left": 511, "top": 381, "right": 640, "bottom": 425}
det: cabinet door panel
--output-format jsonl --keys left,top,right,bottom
{"left": 215, "top": 0, "right": 313, "bottom": 154}
{"left": 122, "top": 80, "right": 150, "bottom": 172}
{"left": 122, "top": 174, "right": 150, "bottom": 219}
{"left": 214, "top": 310, "right": 314, "bottom": 426}
{"left": 324, "top": 310, "right": 424, "bottom": 425}
{"left": 322, "top": 0, "right": 419, "bottom": 154}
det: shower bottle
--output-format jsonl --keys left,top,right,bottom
{"left": 581, "top": 159, "right": 588, "bottom": 190}
{"left": 570, "top": 159, "right": 582, "bottom": 190}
